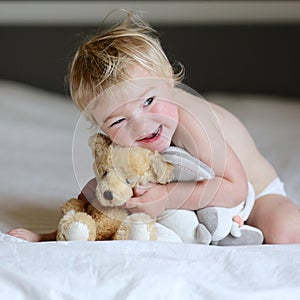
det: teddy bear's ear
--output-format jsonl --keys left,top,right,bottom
{"left": 151, "top": 154, "right": 174, "bottom": 184}
{"left": 88, "top": 133, "right": 112, "bottom": 157}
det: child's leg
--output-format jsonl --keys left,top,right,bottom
{"left": 7, "top": 228, "right": 57, "bottom": 242}
{"left": 247, "top": 194, "right": 300, "bottom": 244}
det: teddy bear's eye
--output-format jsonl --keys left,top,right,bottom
{"left": 102, "top": 171, "right": 107, "bottom": 178}
{"left": 126, "top": 179, "right": 130, "bottom": 184}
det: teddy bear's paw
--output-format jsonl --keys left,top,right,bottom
{"left": 212, "top": 225, "right": 264, "bottom": 246}
{"left": 57, "top": 211, "right": 96, "bottom": 241}
{"left": 63, "top": 222, "right": 91, "bottom": 241}
{"left": 196, "top": 224, "right": 212, "bottom": 244}
{"left": 114, "top": 213, "right": 157, "bottom": 241}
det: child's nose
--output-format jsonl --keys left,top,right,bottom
{"left": 129, "top": 116, "right": 150, "bottom": 136}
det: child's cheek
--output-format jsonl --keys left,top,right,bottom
{"left": 152, "top": 102, "right": 178, "bottom": 121}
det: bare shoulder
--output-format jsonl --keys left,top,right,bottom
{"left": 172, "top": 88, "right": 225, "bottom": 163}
{"left": 173, "top": 88, "right": 221, "bottom": 124}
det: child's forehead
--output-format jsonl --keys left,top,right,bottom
{"left": 107, "top": 76, "right": 171, "bottom": 99}
{"left": 88, "top": 77, "right": 173, "bottom": 124}
{"left": 92, "top": 63, "right": 173, "bottom": 106}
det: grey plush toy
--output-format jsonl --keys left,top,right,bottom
{"left": 159, "top": 147, "right": 264, "bottom": 246}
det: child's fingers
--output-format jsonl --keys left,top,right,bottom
{"left": 126, "top": 197, "right": 141, "bottom": 209}
{"left": 133, "top": 183, "right": 153, "bottom": 197}
{"left": 133, "top": 187, "right": 146, "bottom": 197}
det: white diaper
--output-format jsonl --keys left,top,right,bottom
{"left": 255, "top": 178, "right": 287, "bottom": 200}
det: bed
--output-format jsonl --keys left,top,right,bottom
{"left": 1, "top": 1, "right": 300, "bottom": 298}
{"left": 1, "top": 80, "right": 300, "bottom": 300}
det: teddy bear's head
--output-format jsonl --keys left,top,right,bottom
{"left": 89, "top": 133, "right": 174, "bottom": 207}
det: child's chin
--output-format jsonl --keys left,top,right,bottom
{"left": 147, "top": 141, "right": 171, "bottom": 153}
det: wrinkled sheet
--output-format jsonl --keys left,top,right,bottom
{"left": 1, "top": 234, "right": 300, "bottom": 300}
{"left": 1, "top": 81, "right": 300, "bottom": 300}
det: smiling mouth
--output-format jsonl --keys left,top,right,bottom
{"left": 138, "top": 125, "right": 162, "bottom": 142}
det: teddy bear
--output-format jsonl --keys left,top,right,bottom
{"left": 57, "top": 133, "right": 263, "bottom": 245}
{"left": 57, "top": 133, "right": 183, "bottom": 242}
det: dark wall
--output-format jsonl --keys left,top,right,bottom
{"left": 0, "top": 24, "right": 300, "bottom": 97}
{"left": 160, "top": 25, "right": 300, "bottom": 98}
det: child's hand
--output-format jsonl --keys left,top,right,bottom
{"left": 132, "top": 183, "right": 155, "bottom": 197}
{"left": 126, "top": 184, "right": 169, "bottom": 218}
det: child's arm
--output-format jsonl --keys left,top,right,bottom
{"left": 127, "top": 143, "right": 248, "bottom": 217}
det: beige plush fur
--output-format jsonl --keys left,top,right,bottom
{"left": 114, "top": 213, "right": 158, "bottom": 241}
{"left": 90, "top": 133, "right": 174, "bottom": 207}
{"left": 56, "top": 133, "right": 174, "bottom": 242}
{"left": 57, "top": 198, "right": 127, "bottom": 241}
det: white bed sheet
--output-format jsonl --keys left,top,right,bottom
{"left": 1, "top": 81, "right": 300, "bottom": 300}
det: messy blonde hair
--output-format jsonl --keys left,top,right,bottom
{"left": 68, "top": 11, "right": 184, "bottom": 112}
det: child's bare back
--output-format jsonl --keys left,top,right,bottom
{"left": 173, "top": 88, "right": 277, "bottom": 196}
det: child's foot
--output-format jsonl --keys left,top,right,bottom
{"left": 7, "top": 228, "right": 43, "bottom": 242}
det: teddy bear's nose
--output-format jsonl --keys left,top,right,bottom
{"left": 103, "top": 190, "right": 113, "bottom": 201}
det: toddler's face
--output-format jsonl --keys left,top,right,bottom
{"left": 90, "top": 65, "right": 178, "bottom": 152}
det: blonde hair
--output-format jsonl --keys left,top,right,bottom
{"left": 68, "top": 12, "right": 184, "bottom": 112}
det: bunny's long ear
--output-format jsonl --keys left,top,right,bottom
{"left": 88, "top": 133, "right": 112, "bottom": 158}
{"left": 162, "top": 146, "right": 215, "bottom": 182}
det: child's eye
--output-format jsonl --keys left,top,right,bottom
{"left": 109, "top": 118, "right": 125, "bottom": 127}
{"left": 143, "top": 97, "right": 154, "bottom": 107}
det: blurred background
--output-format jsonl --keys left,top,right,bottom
{"left": 0, "top": 0, "right": 300, "bottom": 97}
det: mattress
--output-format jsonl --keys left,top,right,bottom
{"left": 1, "top": 80, "right": 300, "bottom": 300}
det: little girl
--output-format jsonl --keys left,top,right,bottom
{"left": 8, "top": 13, "right": 300, "bottom": 244}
